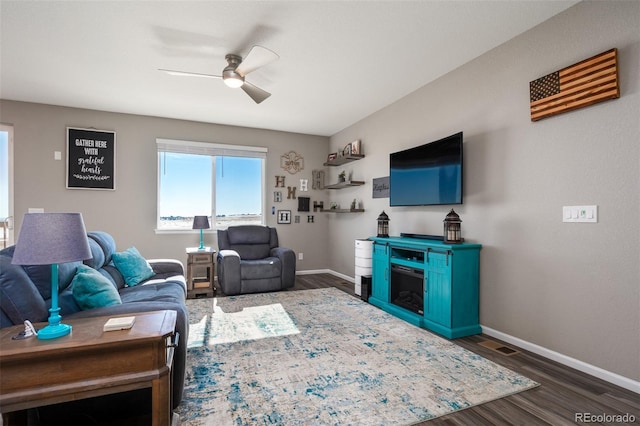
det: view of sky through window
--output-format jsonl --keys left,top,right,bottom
{"left": 158, "top": 152, "right": 262, "bottom": 229}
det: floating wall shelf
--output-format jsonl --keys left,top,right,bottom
{"left": 321, "top": 209, "right": 365, "bottom": 213}
{"left": 326, "top": 180, "right": 365, "bottom": 189}
{"left": 323, "top": 154, "right": 365, "bottom": 166}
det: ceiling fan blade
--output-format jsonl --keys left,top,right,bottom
{"left": 235, "top": 45, "right": 279, "bottom": 76}
{"left": 158, "top": 69, "right": 222, "bottom": 79}
{"left": 241, "top": 81, "right": 271, "bottom": 104}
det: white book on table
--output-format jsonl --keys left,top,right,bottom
{"left": 103, "top": 316, "right": 136, "bottom": 332}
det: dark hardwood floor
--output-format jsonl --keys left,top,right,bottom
{"left": 293, "top": 273, "right": 640, "bottom": 425}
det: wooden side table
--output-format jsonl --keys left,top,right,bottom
{"left": 186, "top": 247, "right": 216, "bottom": 298}
{"left": 0, "top": 310, "right": 177, "bottom": 426}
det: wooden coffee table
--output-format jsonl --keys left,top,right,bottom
{"left": 0, "top": 310, "right": 177, "bottom": 426}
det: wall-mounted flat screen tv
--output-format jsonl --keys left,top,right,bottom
{"left": 390, "top": 132, "right": 463, "bottom": 206}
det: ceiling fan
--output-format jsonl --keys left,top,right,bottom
{"left": 159, "top": 45, "right": 279, "bottom": 104}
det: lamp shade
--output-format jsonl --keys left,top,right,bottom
{"left": 12, "top": 213, "right": 91, "bottom": 265}
{"left": 192, "top": 216, "right": 211, "bottom": 230}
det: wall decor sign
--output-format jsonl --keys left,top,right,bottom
{"left": 529, "top": 48, "right": 619, "bottom": 121}
{"left": 372, "top": 176, "right": 390, "bottom": 198}
{"left": 67, "top": 127, "right": 116, "bottom": 190}
{"left": 280, "top": 151, "right": 304, "bottom": 174}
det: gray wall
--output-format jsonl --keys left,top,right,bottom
{"left": 329, "top": 1, "right": 639, "bottom": 381}
{"left": 1, "top": 100, "right": 330, "bottom": 270}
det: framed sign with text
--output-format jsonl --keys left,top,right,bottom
{"left": 66, "top": 127, "right": 116, "bottom": 190}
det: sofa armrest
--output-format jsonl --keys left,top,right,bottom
{"left": 271, "top": 247, "right": 296, "bottom": 289}
{"left": 217, "top": 250, "right": 241, "bottom": 295}
{"left": 148, "top": 259, "right": 185, "bottom": 276}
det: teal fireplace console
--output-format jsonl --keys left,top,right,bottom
{"left": 369, "top": 236, "right": 482, "bottom": 339}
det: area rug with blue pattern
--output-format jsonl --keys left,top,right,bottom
{"left": 176, "top": 287, "right": 538, "bottom": 425}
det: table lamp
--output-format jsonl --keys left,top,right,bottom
{"left": 192, "top": 215, "right": 210, "bottom": 250}
{"left": 11, "top": 213, "right": 92, "bottom": 339}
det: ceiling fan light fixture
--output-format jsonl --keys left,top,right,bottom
{"left": 223, "top": 54, "right": 245, "bottom": 88}
{"left": 223, "top": 72, "right": 244, "bottom": 88}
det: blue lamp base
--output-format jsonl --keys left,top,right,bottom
{"left": 37, "top": 264, "right": 72, "bottom": 340}
{"left": 199, "top": 229, "right": 205, "bottom": 250}
{"left": 37, "top": 322, "right": 72, "bottom": 340}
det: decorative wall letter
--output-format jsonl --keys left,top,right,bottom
{"left": 298, "top": 197, "right": 310, "bottom": 212}
{"left": 287, "top": 186, "right": 297, "bottom": 200}
{"left": 275, "top": 176, "right": 285, "bottom": 187}
{"left": 312, "top": 170, "right": 325, "bottom": 190}
{"left": 277, "top": 210, "right": 291, "bottom": 224}
{"left": 299, "top": 179, "right": 308, "bottom": 191}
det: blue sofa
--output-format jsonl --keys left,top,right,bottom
{"left": 0, "top": 231, "right": 189, "bottom": 413}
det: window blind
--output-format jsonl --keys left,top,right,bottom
{"left": 156, "top": 138, "right": 267, "bottom": 159}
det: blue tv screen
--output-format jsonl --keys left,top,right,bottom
{"left": 390, "top": 132, "right": 463, "bottom": 206}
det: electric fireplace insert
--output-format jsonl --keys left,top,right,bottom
{"left": 390, "top": 264, "right": 424, "bottom": 315}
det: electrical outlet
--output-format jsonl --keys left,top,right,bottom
{"left": 298, "top": 252, "right": 304, "bottom": 260}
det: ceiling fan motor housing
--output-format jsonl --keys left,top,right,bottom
{"left": 223, "top": 54, "right": 244, "bottom": 87}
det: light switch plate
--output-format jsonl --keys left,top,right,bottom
{"left": 563, "top": 205, "right": 598, "bottom": 223}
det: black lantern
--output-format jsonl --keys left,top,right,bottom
{"left": 443, "top": 209, "right": 462, "bottom": 243}
{"left": 377, "top": 211, "right": 390, "bottom": 238}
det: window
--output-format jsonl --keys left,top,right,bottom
{"left": 156, "top": 139, "right": 266, "bottom": 231}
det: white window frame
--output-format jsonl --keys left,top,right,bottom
{"left": 155, "top": 138, "right": 267, "bottom": 233}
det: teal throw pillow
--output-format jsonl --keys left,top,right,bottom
{"left": 72, "top": 264, "right": 122, "bottom": 310}
{"left": 112, "top": 246, "right": 155, "bottom": 287}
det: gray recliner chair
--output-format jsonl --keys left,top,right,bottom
{"left": 216, "top": 225, "right": 296, "bottom": 296}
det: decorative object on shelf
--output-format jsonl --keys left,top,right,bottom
{"left": 277, "top": 210, "right": 291, "bottom": 224}
{"left": 12, "top": 213, "right": 92, "bottom": 339}
{"left": 67, "top": 127, "right": 116, "bottom": 190}
{"left": 529, "top": 48, "right": 619, "bottom": 122}
{"left": 327, "top": 153, "right": 338, "bottom": 163}
{"left": 350, "top": 140, "right": 361, "bottom": 155}
{"left": 280, "top": 151, "right": 304, "bottom": 174}
{"left": 299, "top": 179, "right": 308, "bottom": 191}
{"left": 351, "top": 199, "right": 357, "bottom": 210}
{"left": 338, "top": 170, "right": 346, "bottom": 182}
{"left": 275, "top": 176, "right": 285, "bottom": 187}
{"left": 312, "top": 170, "right": 325, "bottom": 190}
{"left": 330, "top": 202, "right": 339, "bottom": 210}
{"left": 192, "top": 215, "right": 210, "bottom": 249}
{"left": 377, "top": 211, "right": 390, "bottom": 238}
{"left": 342, "top": 143, "right": 352, "bottom": 156}
{"left": 443, "top": 209, "right": 462, "bottom": 244}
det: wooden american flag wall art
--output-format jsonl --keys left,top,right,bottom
{"left": 529, "top": 48, "right": 619, "bottom": 121}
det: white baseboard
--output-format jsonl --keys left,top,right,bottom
{"left": 297, "top": 270, "right": 639, "bottom": 394}
{"left": 481, "top": 326, "right": 640, "bottom": 394}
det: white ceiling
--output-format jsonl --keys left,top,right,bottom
{"left": 0, "top": 1, "right": 578, "bottom": 137}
